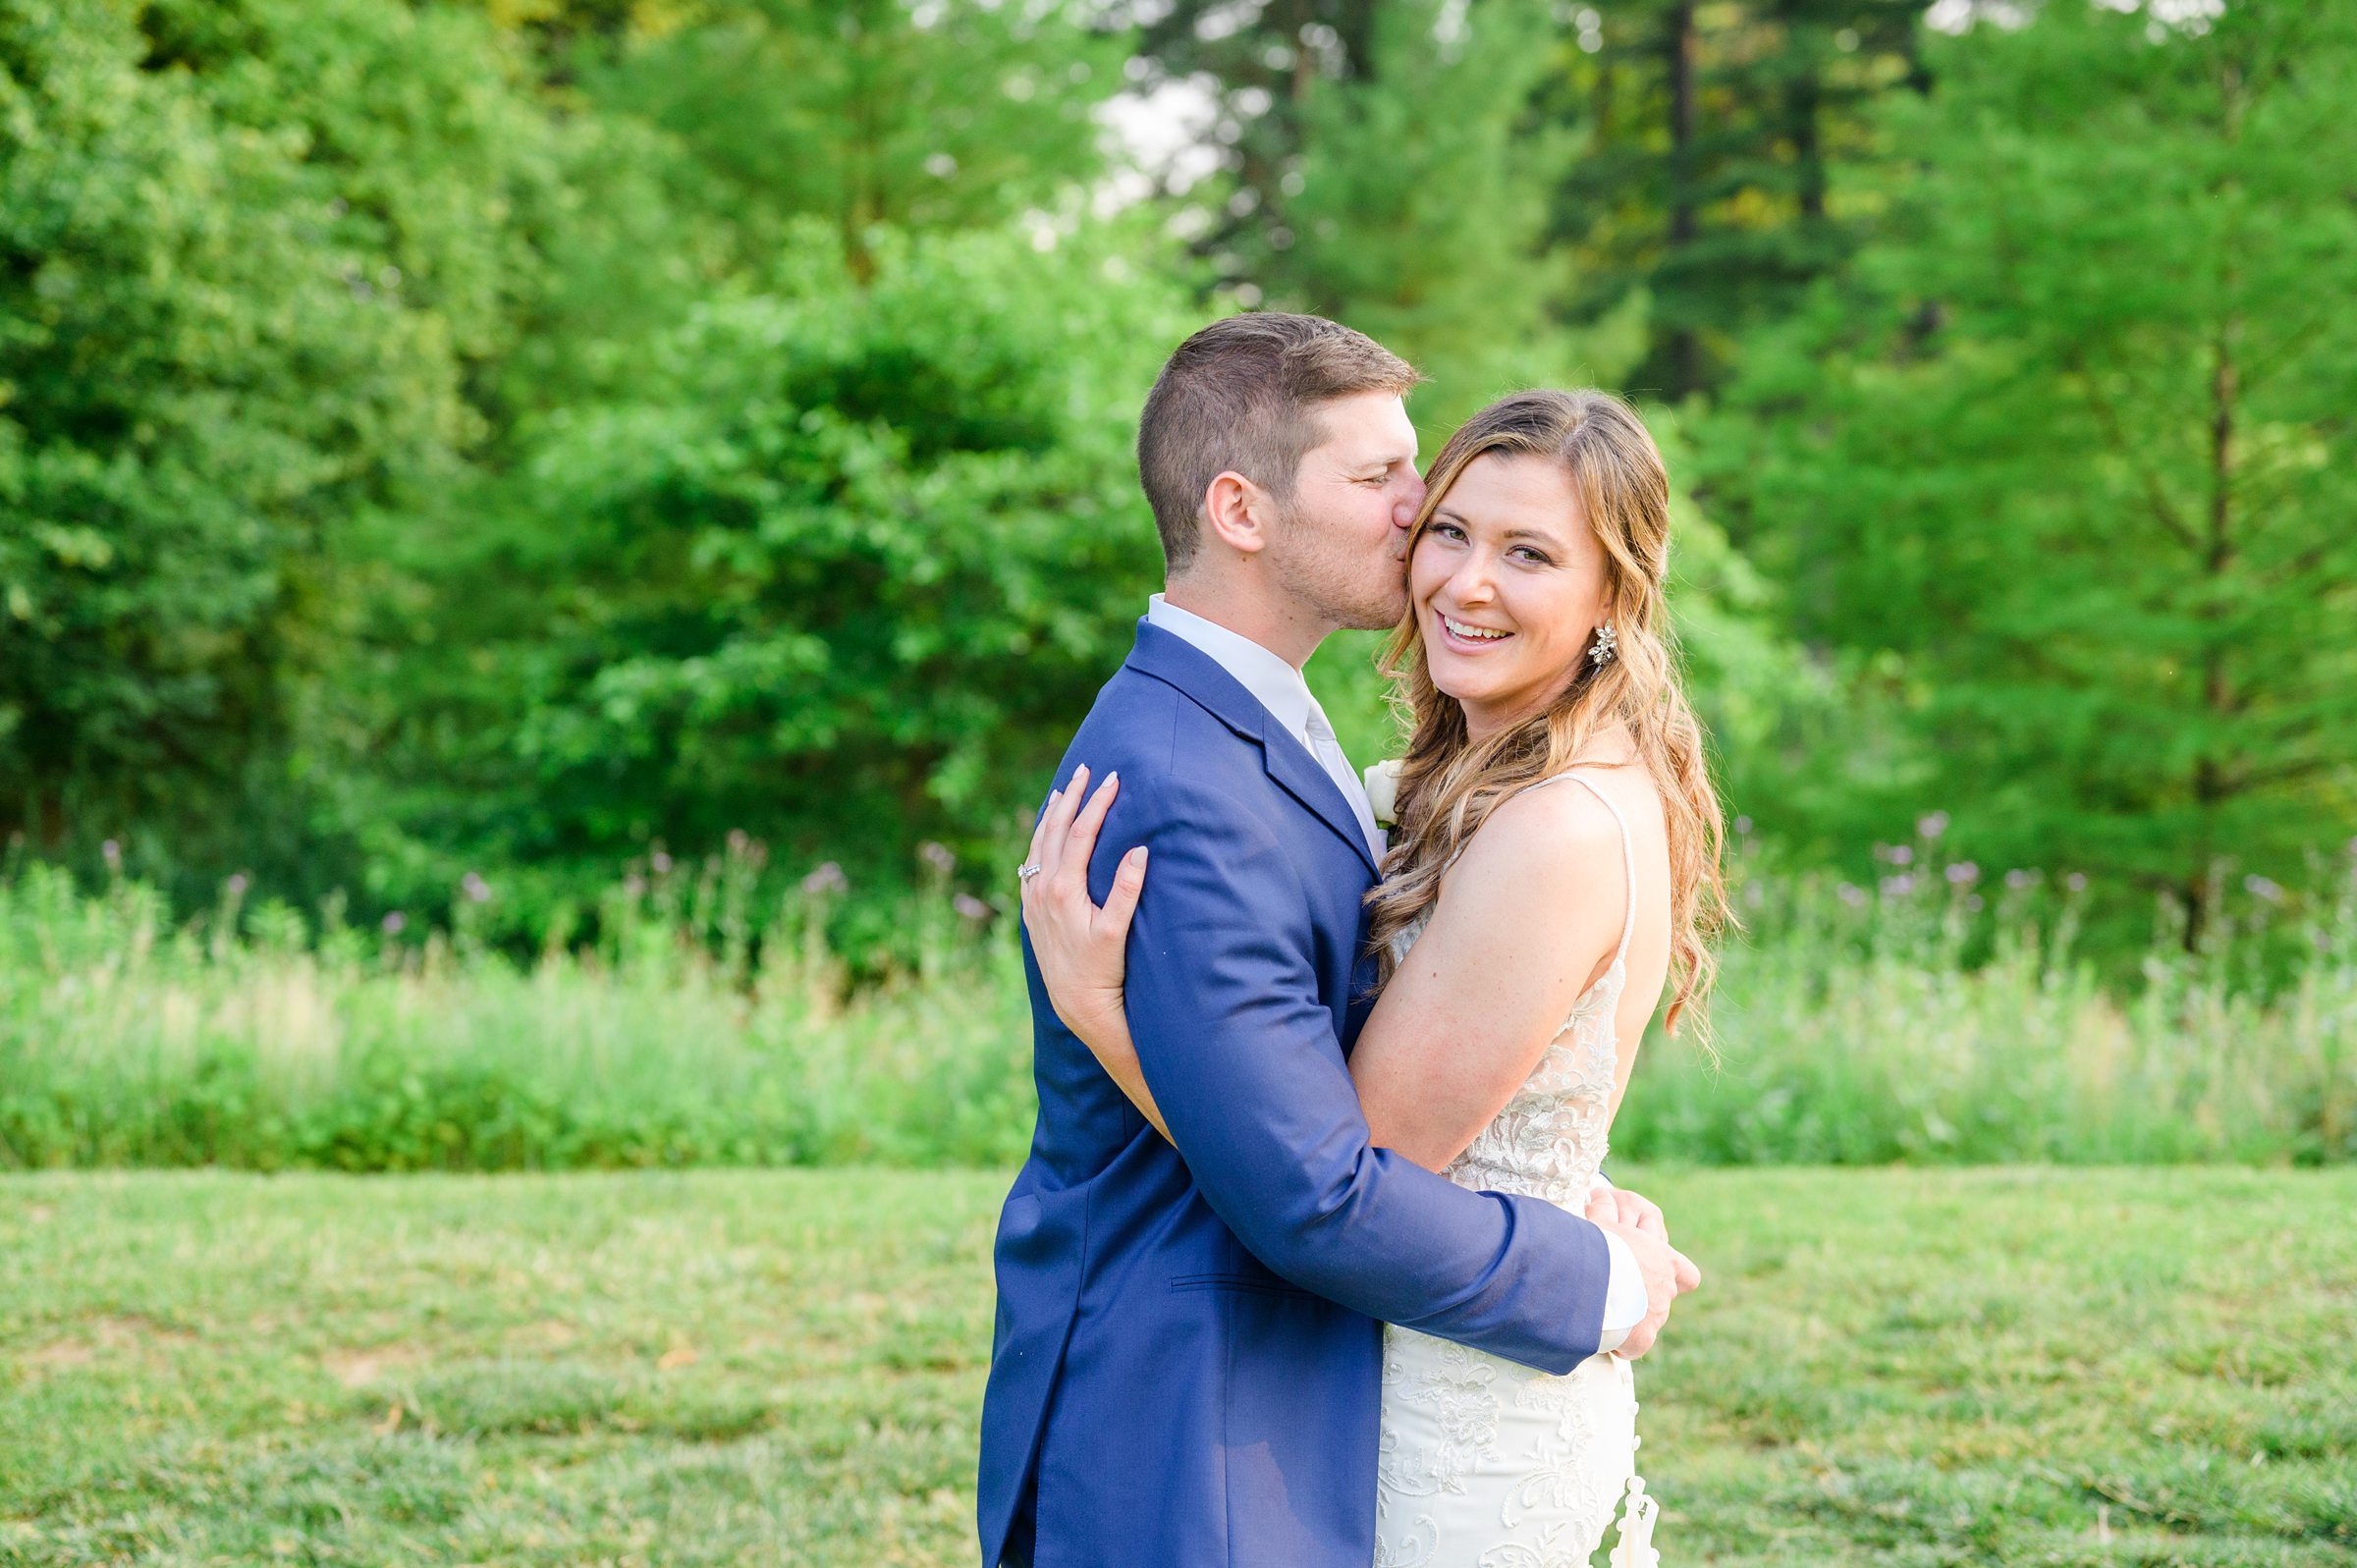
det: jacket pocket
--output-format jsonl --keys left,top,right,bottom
{"left": 1169, "top": 1271, "right": 1313, "bottom": 1299}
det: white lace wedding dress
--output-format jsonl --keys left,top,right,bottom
{"left": 1373, "top": 772, "right": 1660, "bottom": 1568}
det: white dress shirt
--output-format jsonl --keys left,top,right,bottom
{"left": 1144, "top": 594, "right": 1647, "bottom": 1354}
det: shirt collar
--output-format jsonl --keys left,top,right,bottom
{"left": 1145, "top": 593, "right": 1318, "bottom": 744}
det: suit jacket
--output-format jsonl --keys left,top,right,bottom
{"left": 976, "top": 621, "right": 1613, "bottom": 1568}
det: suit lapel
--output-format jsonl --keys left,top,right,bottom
{"left": 1259, "top": 727, "right": 1383, "bottom": 878}
{"left": 1125, "top": 622, "right": 1382, "bottom": 879}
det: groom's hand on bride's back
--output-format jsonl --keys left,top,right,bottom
{"left": 1585, "top": 1192, "right": 1701, "bottom": 1360}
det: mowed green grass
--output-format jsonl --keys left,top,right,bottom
{"left": 2, "top": 1169, "right": 2351, "bottom": 1567}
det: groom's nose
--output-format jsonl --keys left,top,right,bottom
{"left": 1392, "top": 470, "right": 1427, "bottom": 529}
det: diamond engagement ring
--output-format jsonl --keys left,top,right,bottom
{"left": 1017, "top": 863, "right": 1043, "bottom": 882}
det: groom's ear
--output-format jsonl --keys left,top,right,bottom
{"left": 1201, "top": 469, "right": 1275, "bottom": 562}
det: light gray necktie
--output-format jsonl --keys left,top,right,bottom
{"left": 1303, "top": 703, "right": 1384, "bottom": 859}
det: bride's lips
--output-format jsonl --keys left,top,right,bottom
{"left": 1431, "top": 610, "right": 1515, "bottom": 654}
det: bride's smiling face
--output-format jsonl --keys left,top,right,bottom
{"left": 1410, "top": 452, "right": 1612, "bottom": 740}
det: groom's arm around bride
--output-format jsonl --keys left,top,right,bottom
{"left": 1116, "top": 755, "right": 1615, "bottom": 1362}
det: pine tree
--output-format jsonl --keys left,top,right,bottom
{"left": 1700, "top": 0, "right": 2357, "bottom": 929}
{"left": 1255, "top": 0, "right": 1642, "bottom": 425}
{"left": 1551, "top": 0, "right": 1924, "bottom": 400}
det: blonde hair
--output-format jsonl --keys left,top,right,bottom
{"left": 1365, "top": 389, "right": 1732, "bottom": 1043}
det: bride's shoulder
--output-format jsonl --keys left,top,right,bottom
{"left": 1423, "top": 782, "right": 1632, "bottom": 957}
{"left": 1449, "top": 775, "right": 1625, "bottom": 891}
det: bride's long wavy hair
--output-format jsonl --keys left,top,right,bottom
{"left": 1365, "top": 389, "right": 1732, "bottom": 1043}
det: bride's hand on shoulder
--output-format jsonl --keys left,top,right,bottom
{"left": 1020, "top": 765, "right": 1150, "bottom": 1067}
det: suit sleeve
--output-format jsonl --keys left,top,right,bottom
{"left": 1101, "top": 774, "right": 1611, "bottom": 1376}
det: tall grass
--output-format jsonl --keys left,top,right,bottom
{"left": 1, "top": 846, "right": 2348, "bottom": 1170}
{"left": 0, "top": 858, "right": 1034, "bottom": 1171}
{"left": 1615, "top": 858, "right": 2355, "bottom": 1165}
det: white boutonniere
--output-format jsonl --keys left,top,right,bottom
{"left": 1362, "top": 757, "right": 1403, "bottom": 831}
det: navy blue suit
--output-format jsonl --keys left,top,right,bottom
{"left": 977, "top": 622, "right": 1613, "bottom": 1568}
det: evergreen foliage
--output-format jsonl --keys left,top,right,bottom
{"left": 1254, "top": 0, "right": 1632, "bottom": 426}
{"left": 1699, "top": 0, "right": 2357, "bottom": 932}
{"left": 1553, "top": 0, "right": 1926, "bottom": 400}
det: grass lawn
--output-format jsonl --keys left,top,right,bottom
{"left": 2, "top": 1167, "right": 2351, "bottom": 1566}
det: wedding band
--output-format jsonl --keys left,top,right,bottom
{"left": 1017, "top": 863, "right": 1043, "bottom": 882}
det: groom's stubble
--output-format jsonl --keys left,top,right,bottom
{"left": 1254, "top": 395, "right": 1421, "bottom": 641}
{"left": 1264, "top": 483, "right": 1413, "bottom": 637}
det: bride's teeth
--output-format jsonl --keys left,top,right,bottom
{"left": 1445, "top": 616, "right": 1507, "bottom": 641}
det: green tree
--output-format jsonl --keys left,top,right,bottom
{"left": 0, "top": 0, "right": 498, "bottom": 864}
{"left": 1254, "top": 0, "right": 1645, "bottom": 428}
{"left": 1698, "top": 0, "right": 2357, "bottom": 931}
{"left": 1118, "top": 0, "right": 1379, "bottom": 249}
{"left": 1551, "top": 0, "right": 1925, "bottom": 402}
{"left": 576, "top": 0, "right": 1125, "bottom": 277}
{"left": 348, "top": 220, "right": 1199, "bottom": 915}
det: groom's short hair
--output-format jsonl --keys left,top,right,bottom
{"left": 1139, "top": 313, "right": 1420, "bottom": 570}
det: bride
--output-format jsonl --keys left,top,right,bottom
{"left": 1019, "top": 388, "right": 1730, "bottom": 1566}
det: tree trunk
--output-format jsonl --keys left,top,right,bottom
{"left": 1789, "top": 34, "right": 1825, "bottom": 223}
{"left": 2184, "top": 58, "right": 2246, "bottom": 950}
{"left": 1665, "top": 0, "right": 1701, "bottom": 396}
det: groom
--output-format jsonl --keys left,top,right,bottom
{"left": 978, "top": 314, "right": 1694, "bottom": 1568}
